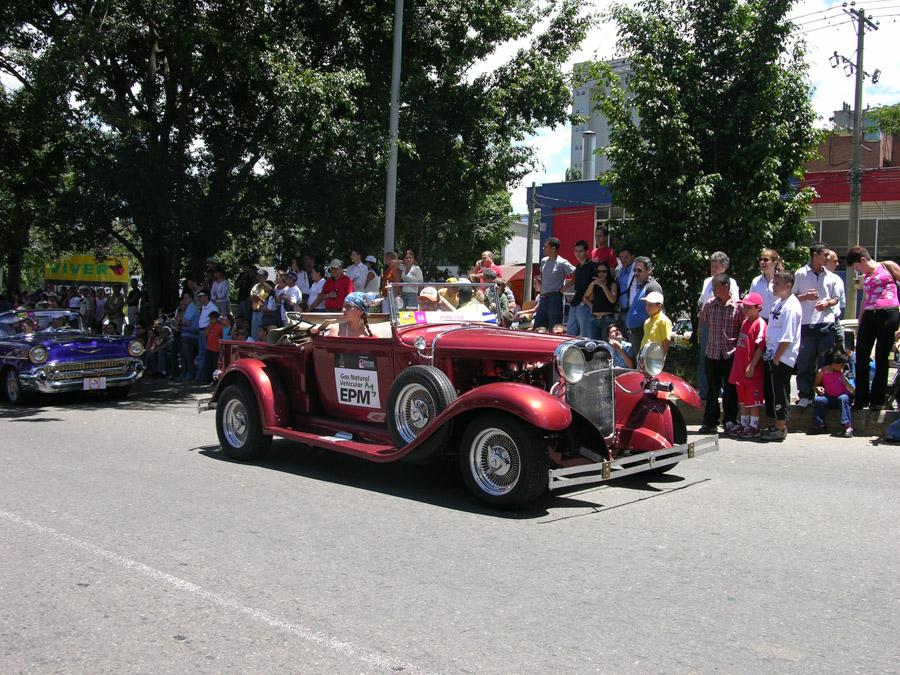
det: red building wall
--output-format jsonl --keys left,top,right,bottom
{"left": 548, "top": 206, "right": 596, "bottom": 260}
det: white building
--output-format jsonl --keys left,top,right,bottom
{"left": 569, "top": 58, "right": 633, "bottom": 180}
{"left": 502, "top": 215, "right": 542, "bottom": 265}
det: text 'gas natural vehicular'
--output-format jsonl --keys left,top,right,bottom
{"left": 200, "top": 283, "right": 717, "bottom": 508}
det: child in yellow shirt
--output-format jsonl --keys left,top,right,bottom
{"left": 640, "top": 291, "right": 672, "bottom": 354}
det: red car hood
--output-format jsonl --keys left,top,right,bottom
{"left": 399, "top": 325, "right": 570, "bottom": 360}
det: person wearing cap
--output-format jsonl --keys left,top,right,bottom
{"left": 438, "top": 278, "right": 460, "bottom": 309}
{"left": 279, "top": 270, "right": 302, "bottom": 323}
{"left": 312, "top": 259, "right": 353, "bottom": 312}
{"left": 400, "top": 250, "right": 424, "bottom": 309}
{"left": 363, "top": 255, "right": 381, "bottom": 293}
{"left": 417, "top": 286, "right": 440, "bottom": 311}
{"left": 728, "top": 292, "right": 767, "bottom": 438}
{"left": 346, "top": 250, "right": 369, "bottom": 292}
{"left": 698, "top": 273, "right": 743, "bottom": 435}
{"left": 639, "top": 290, "right": 671, "bottom": 353}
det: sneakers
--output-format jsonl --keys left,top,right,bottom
{"left": 724, "top": 422, "right": 742, "bottom": 437}
{"left": 796, "top": 397, "right": 812, "bottom": 408}
{"left": 838, "top": 425, "right": 853, "bottom": 438}
{"left": 739, "top": 425, "right": 760, "bottom": 439}
{"left": 760, "top": 426, "right": 787, "bottom": 442}
{"left": 806, "top": 424, "right": 828, "bottom": 435}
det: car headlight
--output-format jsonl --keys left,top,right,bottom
{"left": 128, "top": 339, "right": 145, "bottom": 356}
{"left": 29, "top": 345, "right": 48, "bottom": 364}
{"left": 556, "top": 344, "right": 585, "bottom": 384}
{"left": 638, "top": 342, "right": 666, "bottom": 377}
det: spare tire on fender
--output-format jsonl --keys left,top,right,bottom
{"left": 387, "top": 365, "right": 457, "bottom": 452}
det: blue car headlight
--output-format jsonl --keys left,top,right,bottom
{"left": 29, "top": 345, "right": 48, "bottom": 364}
{"left": 128, "top": 339, "right": 145, "bottom": 356}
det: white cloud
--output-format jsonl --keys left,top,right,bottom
{"left": 507, "top": 0, "right": 900, "bottom": 213}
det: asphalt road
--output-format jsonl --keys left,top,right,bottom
{"left": 2, "top": 380, "right": 899, "bottom": 673}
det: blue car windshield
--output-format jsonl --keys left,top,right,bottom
{"left": 0, "top": 311, "right": 85, "bottom": 336}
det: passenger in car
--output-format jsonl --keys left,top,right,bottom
{"left": 321, "top": 292, "right": 376, "bottom": 338}
{"left": 417, "top": 287, "right": 441, "bottom": 312}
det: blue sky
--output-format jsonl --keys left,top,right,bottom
{"left": 507, "top": 0, "right": 900, "bottom": 213}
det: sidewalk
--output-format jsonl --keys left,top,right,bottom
{"left": 676, "top": 399, "right": 899, "bottom": 437}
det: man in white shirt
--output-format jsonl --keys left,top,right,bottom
{"left": 697, "top": 251, "right": 739, "bottom": 400}
{"left": 345, "top": 251, "right": 368, "bottom": 292}
{"left": 761, "top": 271, "right": 803, "bottom": 442}
{"left": 793, "top": 243, "right": 842, "bottom": 407}
{"left": 279, "top": 271, "right": 303, "bottom": 325}
{"left": 825, "top": 248, "right": 846, "bottom": 349}
{"left": 195, "top": 290, "right": 219, "bottom": 383}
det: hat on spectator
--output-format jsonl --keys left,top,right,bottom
{"left": 741, "top": 292, "right": 764, "bottom": 307}
{"left": 641, "top": 291, "right": 664, "bottom": 304}
{"left": 329, "top": 258, "right": 343, "bottom": 269}
{"left": 446, "top": 277, "right": 459, "bottom": 283}
{"left": 285, "top": 271, "right": 298, "bottom": 281}
{"left": 418, "top": 287, "right": 439, "bottom": 301}
{"left": 364, "top": 255, "right": 377, "bottom": 264}
{"left": 205, "top": 256, "right": 216, "bottom": 263}
{"left": 196, "top": 289, "right": 209, "bottom": 298}
{"left": 456, "top": 278, "right": 471, "bottom": 284}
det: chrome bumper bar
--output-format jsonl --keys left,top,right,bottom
{"left": 20, "top": 369, "right": 143, "bottom": 393}
{"left": 198, "top": 397, "right": 217, "bottom": 414}
{"left": 548, "top": 434, "right": 719, "bottom": 490}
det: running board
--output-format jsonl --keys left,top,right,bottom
{"left": 265, "top": 426, "right": 403, "bottom": 462}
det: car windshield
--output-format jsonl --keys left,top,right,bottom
{"left": 386, "top": 282, "right": 500, "bottom": 327}
{"left": 0, "top": 311, "right": 85, "bottom": 336}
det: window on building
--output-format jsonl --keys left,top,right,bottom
{"left": 877, "top": 219, "right": 900, "bottom": 261}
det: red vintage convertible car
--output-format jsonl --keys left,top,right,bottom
{"left": 200, "top": 283, "right": 717, "bottom": 507}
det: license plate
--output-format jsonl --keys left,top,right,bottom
{"left": 83, "top": 377, "right": 107, "bottom": 390}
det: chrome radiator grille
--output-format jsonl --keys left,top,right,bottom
{"left": 46, "top": 359, "right": 131, "bottom": 380}
{"left": 565, "top": 345, "right": 615, "bottom": 438}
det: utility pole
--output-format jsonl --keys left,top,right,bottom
{"left": 383, "top": 0, "right": 404, "bottom": 256}
{"left": 832, "top": 6, "right": 878, "bottom": 321}
{"left": 524, "top": 183, "right": 537, "bottom": 302}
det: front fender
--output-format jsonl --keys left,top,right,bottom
{"left": 657, "top": 372, "right": 702, "bottom": 409}
{"left": 440, "top": 382, "right": 572, "bottom": 432}
{"left": 214, "top": 358, "right": 289, "bottom": 429}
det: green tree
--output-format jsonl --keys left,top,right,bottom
{"left": 1, "top": 0, "right": 589, "bottom": 306}
{"left": 869, "top": 103, "right": 900, "bottom": 136}
{"left": 585, "top": 0, "right": 818, "bottom": 322}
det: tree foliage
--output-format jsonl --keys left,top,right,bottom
{"left": 0, "top": 0, "right": 590, "bottom": 309}
{"left": 585, "top": 0, "right": 818, "bottom": 320}
{"left": 869, "top": 103, "right": 900, "bottom": 136}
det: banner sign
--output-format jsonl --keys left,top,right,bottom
{"left": 44, "top": 255, "right": 130, "bottom": 283}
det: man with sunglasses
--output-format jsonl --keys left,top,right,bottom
{"left": 793, "top": 242, "right": 842, "bottom": 408}
{"left": 624, "top": 256, "right": 662, "bottom": 347}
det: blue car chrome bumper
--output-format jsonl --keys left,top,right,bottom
{"left": 19, "top": 357, "right": 144, "bottom": 393}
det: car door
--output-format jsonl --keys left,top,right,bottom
{"left": 310, "top": 333, "right": 397, "bottom": 424}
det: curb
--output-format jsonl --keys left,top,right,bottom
{"left": 676, "top": 399, "right": 898, "bottom": 438}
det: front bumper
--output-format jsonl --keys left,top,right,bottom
{"left": 20, "top": 359, "right": 144, "bottom": 393}
{"left": 548, "top": 434, "right": 719, "bottom": 490}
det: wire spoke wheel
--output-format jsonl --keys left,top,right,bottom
{"left": 468, "top": 427, "right": 522, "bottom": 496}
{"left": 222, "top": 397, "right": 250, "bottom": 448}
{"left": 395, "top": 383, "right": 437, "bottom": 444}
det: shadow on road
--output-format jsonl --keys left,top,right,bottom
{"left": 195, "top": 439, "right": 693, "bottom": 520}
{"left": 0, "top": 377, "right": 209, "bottom": 418}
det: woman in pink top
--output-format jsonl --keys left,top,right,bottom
{"left": 845, "top": 246, "right": 900, "bottom": 409}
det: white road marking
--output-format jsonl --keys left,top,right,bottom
{"left": 1, "top": 508, "right": 425, "bottom": 673}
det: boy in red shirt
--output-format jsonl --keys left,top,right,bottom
{"left": 318, "top": 260, "right": 354, "bottom": 311}
{"left": 728, "top": 292, "right": 767, "bottom": 438}
{"left": 204, "top": 311, "right": 224, "bottom": 384}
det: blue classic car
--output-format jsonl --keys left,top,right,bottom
{"left": 0, "top": 309, "right": 145, "bottom": 404}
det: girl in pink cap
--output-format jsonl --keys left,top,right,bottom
{"left": 729, "top": 292, "right": 767, "bottom": 438}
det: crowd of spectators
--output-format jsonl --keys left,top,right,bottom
{"left": 4, "top": 234, "right": 898, "bottom": 442}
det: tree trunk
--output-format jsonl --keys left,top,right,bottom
{"left": 5, "top": 210, "right": 29, "bottom": 294}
